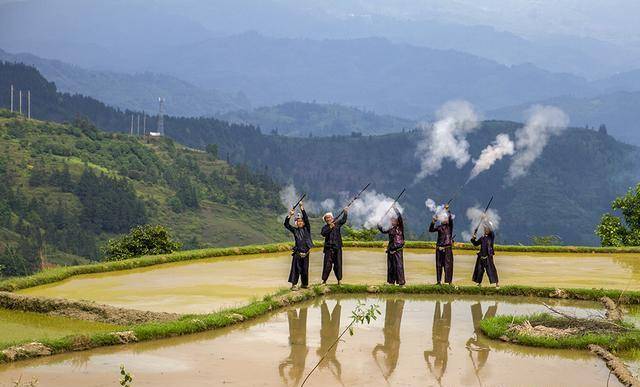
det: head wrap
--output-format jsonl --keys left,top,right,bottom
{"left": 323, "top": 212, "right": 333, "bottom": 220}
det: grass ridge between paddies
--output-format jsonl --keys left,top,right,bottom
{"left": 480, "top": 313, "right": 640, "bottom": 352}
{"left": 4, "top": 283, "right": 640, "bottom": 364}
{"left": 2, "top": 241, "right": 640, "bottom": 293}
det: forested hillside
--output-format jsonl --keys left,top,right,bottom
{"left": 0, "top": 110, "right": 284, "bottom": 276}
{"left": 2, "top": 62, "right": 639, "bottom": 245}
{"left": 218, "top": 102, "right": 415, "bottom": 137}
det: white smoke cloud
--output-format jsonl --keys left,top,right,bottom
{"left": 349, "top": 190, "right": 404, "bottom": 230}
{"left": 468, "top": 133, "right": 515, "bottom": 181}
{"left": 508, "top": 105, "right": 569, "bottom": 181}
{"left": 415, "top": 100, "right": 480, "bottom": 181}
{"left": 279, "top": 183, "right": 334, "bottom": 215}
{"left": 425, "top": 198, "right": 455, "bottom": 223}
{"left": 461, "top": 206, "right": 501, "bottom": 242}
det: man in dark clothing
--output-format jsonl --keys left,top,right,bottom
{"left": 284, "top": 202, "right": 313, "bottom": 290}
{"left": 428, "top": 206, "right": 454, "bottom": 285}
{"left": 378, "top": 206, "right": 406, "bottom": 286}
{"left": 320, "top": 209, "right": 348, "bottom": 284}
{"left": 471, "top": 223, "right": 499, "bottom": 288}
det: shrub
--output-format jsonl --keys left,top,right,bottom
{"left": 103, "top": 225, "right": 182, "bottom": 261}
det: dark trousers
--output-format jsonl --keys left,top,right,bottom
{"left": 387, "top": 249, "right": 406, "bottom": 285}
{"left": 322, "top": 247, "right": 342, "bottom": 282}
{"left": 472, "top": 254, "right": 499, "bottom": 284}
{"left": 288, "top": 252, "right": 309, "bottom": 287}
{"left": 435, "top": 246, "right": 454, "bottom": 284}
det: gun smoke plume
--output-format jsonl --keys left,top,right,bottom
{"left": 350, "top": 190, "right": 404, "bottom": 230}
{"left": 415, "top": 100, "right": 480, "bottom": 182}
{"left": 461, "top": 205, "right": 501, "bottom": 242}
{"left": 280, "top": 184, "right": 402, "bottom": 229}
{"left": 425, "top": 198, "right": 455, "bottom": 223}
{"left": 508, "top": 105, "right": 569, "bottom": 181}
{"left": 468, "top": 133, "right": 515, "bottom": 181}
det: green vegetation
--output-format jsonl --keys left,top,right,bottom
{"left": 103, "top": 225, "right": 182, "bottom": 261}
{"left": 0, "top": 111, "right": 285, "bottom": 275}
{"left": 597, "top": 183, "right": 640, "bottom": 246}
{"left": 480, "top": 313, "right": 640, "bottom": 352}
{"left": 4, "top": 283, "right": 640, "bottom": 363}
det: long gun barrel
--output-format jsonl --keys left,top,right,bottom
{"left": 380, "top": 188, "right": 406, "bottom": 221}
{"left": 335, "top": 183, "right": 371, "bottom": 220}
{"left": 291, "top": 193, "right": 306, "bottom": 210}
{"left": 473, "top": 195, "right": 494, "bottom": 235}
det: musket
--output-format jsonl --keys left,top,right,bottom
{"left": 473, "top": 196, "right": 494, "bottom": 236}
{"left": 291, "top": 193, "right": 306, "bottom": 211}
{"left": 380, "top": 188, "right": 406, "bottom": 221}
{"left": 335, "top": 183, "right": 371, "bottom": 220}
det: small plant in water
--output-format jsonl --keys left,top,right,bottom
{"left": 119, "top": 364, "right": 133, "bottom": 387}
{"left": 301, "top": 300, "right": 381, "bottom": 386}
{"left": 12, "top": 376, "right": 38, "bottom": 387}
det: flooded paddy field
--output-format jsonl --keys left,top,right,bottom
{"left": 18, "top": 248, "right": 640, "bottom": 314}
{"left": 0, "top": 309, "right": 122, "bottom": 348}
{"left": 0, "top": 294, "right": 624, "bottom": 386}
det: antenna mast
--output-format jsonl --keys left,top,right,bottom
{"left": 157, "top": 97, "right": 165, "bottom": 136}
{"left": 10, "top": 85, "right": 14, "bottom": 112}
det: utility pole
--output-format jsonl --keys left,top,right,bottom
{"left": 10, "top": 85, "right": 13, "bottom": 112}
{"left": 143, "top": 113, "right": 146, "bottom": 136}
{"left": 130, "top": 114, "right": 134, "bottom": 136}
{"left": 137, "top": 114, "right": 140, "bottom": 136}
{"left": 27, "top": 90, "right": 31, "bottom": 119}
{"left": 157, "top": 97, "right": 165, "bottom": 136}
{"left": 19, "top": 90, "right": 22, "bottom": 115}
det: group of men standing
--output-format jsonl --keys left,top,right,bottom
{"left": 283, "top": 201, "right": 499, "bottom": 290}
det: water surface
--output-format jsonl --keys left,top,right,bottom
{"left": 18, "top": 248, "right": 640, "bottom": 313}
{"left": 0, "top": 295, "right": 623, "bottom": 386}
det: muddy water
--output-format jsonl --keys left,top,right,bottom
{"left": 0, "top": 295, "right": 621, "bottom": 386}
{"left": 18, "top": 249, "right": 640, "bottom": 314}
{"left": 0, "top": 309, "right": 122, "bottom": 347}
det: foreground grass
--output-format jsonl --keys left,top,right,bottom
{"left": 4, "top": 283, "right": 640, "bottom": 363}
{"left": 2, "top": 241, "right": 639, "bottom": 293}
{"left": 480, "top": 313, "right": 640, "bottom": 352}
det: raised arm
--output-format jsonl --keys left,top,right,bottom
{"left": 301, "top": 208, "right": 311, "bottom": 233}
{"left": 378, "top": 224, "right": 389, "bottom": 234}
{"left": 428, "top": 220, "right": 437, "bottom": 233}
{"left": 470, "top": 235, "right": 481, "bottom": 246}
{"left": 394, "top": 207, "right": 404, "bottom": 232}
{"left": 284, "top": 215, "right": 295, "bottom": 233}
{"left": 336, "top": 210, "right": 348, "bottom": 227}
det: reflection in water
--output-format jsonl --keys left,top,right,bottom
{"left": 317, "top": 301, "right": 343, "bottom": 384}
{"left": 279, "top": 307, "right": 308, "bottom": 387}
{"left": 424, "top": 301, "right": 452, "bottom": 385}
{"left": 372, "top": 299, "right": 405, "bottom": 381}
{"left": 467, "top": 302, "right": 498, "bottom": 385}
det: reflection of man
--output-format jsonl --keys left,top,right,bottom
{"left": 467, "top": 302, "right": 498, "bottom": 373}
{"left": 279, "top": 307, "right": 309, "bottom": 387}
{"left": 424, "top": 301, "right": 452, "bottom": 385}
{"left": 373, "top": 299, "right": 405, "bottom": 380}
{"left": 317, "top": 301, "right": 343, "bottom": 382}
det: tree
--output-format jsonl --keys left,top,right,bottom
{"left": 596, "top": 183, "right": 640, "bottom": 246}
{"left": 103, "top": 224, "right": 182, "bottom": 261}
{"left": 205, "top": 143, "right": 218, "bottom": 159}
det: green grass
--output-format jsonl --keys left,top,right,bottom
{"left": 480, "top": 313, "right": 640, "bottom": 351}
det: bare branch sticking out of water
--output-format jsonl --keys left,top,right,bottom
{"left": 301, "top": 301, "right": 380, "bottom": 387}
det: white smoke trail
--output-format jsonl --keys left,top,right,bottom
{"left": 349, "top": 190, "right": 404, "bottom": 230}
{"left": 415, "top": 100, "right": 480, "bottom": 181}
{"left": 508, "top": 105, "right": 569, "bottom": 181}
{"left": 279, "top": 183, "right": 335, "bottom": 216}
{"left": 461, "top": 206, "right": 501, "bottom": 242}
{"left": 425, "top": 198, "right": 455, "bottom": 223}
{"left": 468, "top": 133, "right": 515, "bottom": 181}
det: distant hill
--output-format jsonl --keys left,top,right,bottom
{"left": 0, "top": 110, "right": 284, "bottom": 275}
{"left": 487, "top": 91, "right": 640, "bottom": 145}
{"left": 2, "top": 61, "right": 638, "bottom": 246}
{"left": 218, "top": 102, "right": 416, "bottom": 137}
{"left": 0, "top": 49, "right": 250, "bottom": 117}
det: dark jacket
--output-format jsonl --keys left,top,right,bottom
{"left": 321, "top": 212, "right": 348, "bottom": 249}
{"left": 429, "top": 213, "right": 454, "bottom": 247}
{"left": 284, "top": 209, "right": 314, "bottom": 253}
{"left": 378, "top": 208, "right": 405, "bottom": 252}
{"left": 471, "top": 230, "right": 494, "bottom": 257}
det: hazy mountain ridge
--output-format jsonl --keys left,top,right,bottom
{"left": 0, "top": 49, "right": 250, "bottom": 117}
